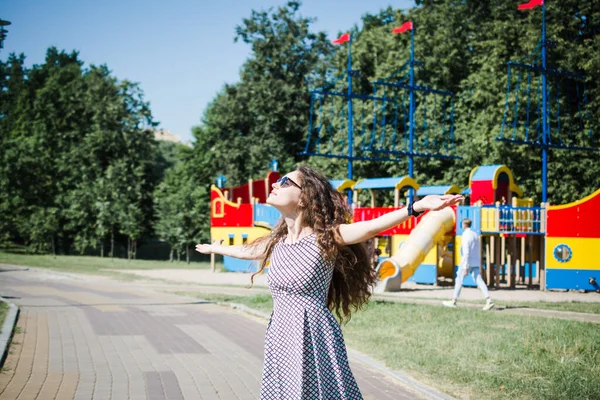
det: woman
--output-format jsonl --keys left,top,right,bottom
{"left": 196, "top": 165, "right": 462, "bottom": 399}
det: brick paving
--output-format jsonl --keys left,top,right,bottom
{"left": 0, "top": 268, "right": 434, "bottom": 400}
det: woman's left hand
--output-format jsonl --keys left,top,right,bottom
{"left": 414, "top": 194, "right": 464, "bottom": 212}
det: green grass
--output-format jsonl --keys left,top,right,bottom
{"left": 0, "top": 251, "right": 221, "bottom": 281}
{"left": 344, "top": 301, "right": 600, "bottom": 400}
{"left": 179, "top": 291, "right": 600, "bottom": 400}
{"left": 0, "top": 302, "right": 8, "bottom": 334}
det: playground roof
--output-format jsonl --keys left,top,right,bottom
{"left": 353, "top": 176, "right": 420, "bottom": 191}
{"left": 471, "top": 165, "right": 505, "bottom": 181}
{"left": 469, "top": 164, "right": 524, "bottom": 197}
{"left": 329, "top": 179, "right": 356, "bottom": 192}
{"left": 417, "top": 185, "right": 461, "bottom": 196}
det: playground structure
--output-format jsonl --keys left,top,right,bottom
{"left": 375, "top": 207, "right": 455, "bottom": 293}
{"left": 545, "top": 189, "right": 600, "bottom": 291}
{"left": 301, "top": 21, "right": 459, "bottom": 207}
{"left": 208, "top": 2, "right": 599, "bottom": 292}
{"left": 209, "top": 170, "right": 280, "bottom": 272}
{"left": 209, "top": 163, "right": 600, "bottom": 292}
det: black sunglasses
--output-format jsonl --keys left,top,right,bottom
{"left": 277, "top": 176, "right": 302, "bottom": 190}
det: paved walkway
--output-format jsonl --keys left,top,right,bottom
{"left": 0, "top": 267, "right": 442, "bottom": 400}
{"left": 116, "top": 268, "right": 600, "bottom": 303}
{"left": 110, "top": 269, "right": 600, "bottom": 324}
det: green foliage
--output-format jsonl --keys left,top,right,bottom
{"left": 188, "top": 1, "right": 334, "bottom": 186}
{"left": 177, "top": 0, "right": 600, "bottom": 239}
{"left": 0, "top": 48, "right": 159, "bottom": 254}
{"left": 184, "top": 1, "right": 335, "bottom": 238}
{"left": 2, "top": 1, "right": 599, "bottom": 253}
{"left": 22, "top": 206, "right": 59, "bottom": 254}
{"left": 188, "top": 0, "right": 599, "bottom": 216}
{"left": 153, "top": 158, "right": 210, "bottom": 262}
{"left": 154, "top": 141, "right": 187, "bottom": 182}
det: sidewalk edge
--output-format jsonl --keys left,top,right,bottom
{"left": 222, "top": 302, "right": 271, "bottom": 319}
{"left": 0, "top": 297, "right": 19, "bottom": 368}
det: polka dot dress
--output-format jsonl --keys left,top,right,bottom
{"left": 260, "top": 233, "right": 363, "bottom": 399}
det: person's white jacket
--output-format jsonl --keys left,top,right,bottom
{"left": 459, "top": 228, "right": 481, "bottom": 270}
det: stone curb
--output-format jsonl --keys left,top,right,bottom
{"left": 223, "top": 302, "right": 271, "bottom": 319}
{"left": 0, "top": 297, "right": 19, "bottom": 368}
{"left": 221, "top": 302, "right": 454, "bottom": 400}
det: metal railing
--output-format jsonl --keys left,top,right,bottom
{"left": 458, "top": 205, "right": 546, "bottom": 235}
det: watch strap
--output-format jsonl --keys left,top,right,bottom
{"left": 408, "top": 200, "right": 423, "bottom": 217}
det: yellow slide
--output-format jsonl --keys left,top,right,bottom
{"left": 374, "top": 207, "right": 455, "bottom": 292}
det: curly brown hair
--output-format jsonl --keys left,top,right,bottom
{"left": 251, "top": 165, "right": 377, "bottom": 323}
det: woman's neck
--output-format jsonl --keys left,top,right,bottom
{"left": 283, "top": 213, "right": 313, "bottom": 243}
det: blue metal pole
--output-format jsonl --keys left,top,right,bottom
{"left": 347, "top": 35, "right": 354, "bottom": 204}
{"left": 541, "top": 2, "right": 548, "bottom": 203}
{"left": 408, "top": 26, "right": 416, "bottom": 204}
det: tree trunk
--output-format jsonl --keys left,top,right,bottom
{"left": 169, "top": 247, "right": 174, "bottom": 262}
{"left": 100, "top": 240, "right": 104, "bottom": 258}
{"left": 127, "top": 237, "right": 131, "bottom": 260}
{"left": 133, "top": 240, "right": 137, "bottom": 259}
{"left": 177, "top": 248, "right": 181, "bottom": 262}
{"left": 110, "top": 230, "right": 114, "bottom": 258}
{"left": 186, "top": 244, "right": 190, "bottom": 264}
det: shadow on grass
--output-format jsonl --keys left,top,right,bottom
{"left": 502, "top": 305, "right": 533, "bottom": 310}
{"left": 0, "top": 267, "right": 29, "bottom": 273}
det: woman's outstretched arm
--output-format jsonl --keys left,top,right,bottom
{"left": 195, "top": 240, "right": 267, "bottom": 260}
{"left": 337, "top": 194, "right": 464, "bottom": 245}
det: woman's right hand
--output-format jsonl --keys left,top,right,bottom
{"left": 195, "top": 240, "right": 222, "bottom": 254}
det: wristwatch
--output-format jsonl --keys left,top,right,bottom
{"left": 407, "top": 200, "right": 424, "bottom": 217}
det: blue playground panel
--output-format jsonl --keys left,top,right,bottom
{"left": 494, "top": 262, "right": 538, "bottom": 279}
{"left": 417, "top": 185, "right": 459, "bottom": 196}
{"left": 456, "top": 206, "right": 482, "bottom": 235}
{"left": 407, "top": 264, "right": 437, "bottom": 285}
{"left": 354, "top": 177, "right": 410, "bottom": 190}
{"left": 224, "top": 256, "right": 259, "bottom": 273}
{"left": 546, "top": 269, "right": 600, "bottom": 291}
{"left": 254, "top": 203, "right": 281, "bottom": 227}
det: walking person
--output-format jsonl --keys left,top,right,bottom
{"left": 196, "top": 165, "right": 462, "bottom": 399}
{"left": 443, "top": 218, "right": 495, "bottom": 311}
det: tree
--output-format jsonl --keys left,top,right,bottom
{"left": 0, "top": 48, "right": 159, "bottom": 254}
{"left": 185, "top": 1, "right": 333, "bottom": 240}
{"left": 313, "top": 0, "right": 600, "bottom": 203}
{"left": 154, "top": 157, "right": 209, "bottom": 263}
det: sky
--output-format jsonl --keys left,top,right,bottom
{"left": 1, "top": 0, "right": 415, "bottom": 143}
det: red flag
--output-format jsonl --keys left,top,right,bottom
{"left": 332, "top": 33, "right": 350, "bottom": 45}
{"left": 518, "top": 0, "right": 543, "bottom": 10}
{"left": 392, "top": 21, "right": 413, "bottom": 34}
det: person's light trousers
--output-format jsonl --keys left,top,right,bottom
{"left": 453, "top": 266, "right": 490, "bottom": 300}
